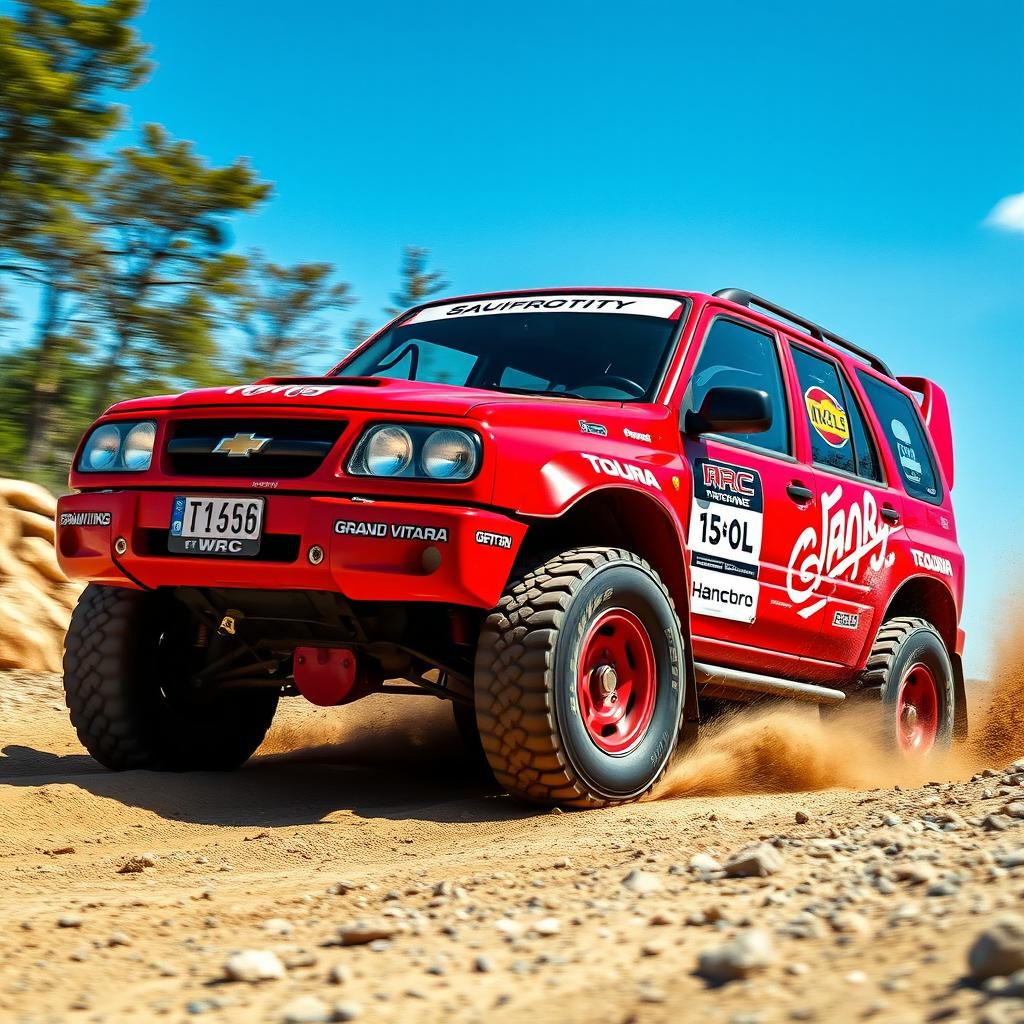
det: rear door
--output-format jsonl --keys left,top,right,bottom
{"left": 680, "top": 310, "right": 827, "bottom": 674}
{"left": 787, "top": 344, "right": 904, "bottom": 666}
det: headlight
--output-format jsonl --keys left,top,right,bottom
{"left": 364, "top": 426, "right": 414, "bottom": 476}
{"left": 79, "top": 420, "right": 157, "bottom": 472}
{"left": 123, "top": 421, "right": 156, "bottom": 471}
{"left": 347, "top": 423, "right": 480, "bottom": 481}
{"left": 421, "top": 429, "right": 476, "bottom": 480}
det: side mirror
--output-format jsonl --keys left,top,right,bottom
{"left": 684, "top": 386, "right": 773, "bottom": 437}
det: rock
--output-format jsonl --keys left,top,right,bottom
{"left": 689, "top": 853, "right": 723, "bottom": 873}
{"left": 795, "top": 810, "right": 810, "bottom": 824}
{"left": 1001, "top": 802, "right": 1024, "bottom": 820}
{"left": 261, "top": 918, "right": 293, "bottom": 935}
{"left": 968, "top": 915, "right": 1024, "bottom": 980}
{"left": 621, "top": 869, "right": 663, "bottom": 894}
{"left": 830, "top": 912, "right": 872, "bottom": 937}
{"left": 697, "top": 929, "right": 776, "bottom": 982}
{"left": 223, "top": 949, "right": 286, "bottom": 982}
{"left": 894, "top": 864, "right": 935, "bottom": 886}
{"left": 118, "top": 853, "right": 158, "bottom": 874}
{"left": 0, "top": 483, "right": 82, "bottom": 672}
{"left": 328, "top": 964, "right": 350, "bottom": 985}
{"left": 107, "top": 932, "right": 131, "bottom": 947}
{"left": 279, "top": 996, "right": 331, "bottom": 1023}
{"left": 724, "top": 844, "right": 784, "bottom": 878}
{"left": 532, "top": 917, "right": 561, "bottom": 936}
{"left": 0, "top": 478, "right": 57, "bottom": 517}
{"left": 57, "top": 914, "right": 83, "bottom": 928}
{"left": 336, "top": 923, "right": 396, "bottom": 946}
{"left": 333, "top": 1002, "right": 362, "bottom": 1021}
{"left": 474, "top": 955, "right": 493, "bottom": 973}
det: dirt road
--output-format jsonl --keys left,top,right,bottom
{"left": 2, "top": 666, "right": 1024, "bottom": 1024}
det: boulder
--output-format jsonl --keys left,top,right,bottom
{"left": 0, "top": 481, "right": 81, "bottom": 671}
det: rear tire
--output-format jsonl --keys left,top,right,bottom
{"left": 63, "top": 584, "right": 279, "bottom": 771}
{"left": 862, "top": 616, "right": 955, "bottom": 756}
{"left": 474, "top": 547, "right": 685, "bottom": 808}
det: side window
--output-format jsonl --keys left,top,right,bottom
{"left": 857, "top": 372, "right": 942, "bottom": 502}
{"left": 687, "top": 318, "right": 790, "bottom": 456}
{"left": 791, "top": 347, "right": 880, "bottom": 480}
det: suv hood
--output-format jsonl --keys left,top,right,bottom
{"left": 107, "top": 376, "right": 525, "bottom": 419}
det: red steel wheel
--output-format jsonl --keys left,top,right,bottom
{"left": 576, "top": 608, "right": 657, "bottom": 755}
{"left": 896, "top": 662, "right": 940, "bottom": 754}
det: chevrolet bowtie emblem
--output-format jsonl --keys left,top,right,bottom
{"left": 213, "top": 432, "right": 271, "bottom": 458}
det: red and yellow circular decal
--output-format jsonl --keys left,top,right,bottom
{"left": 804, "top": 386, "right": 850, "bottom": 448}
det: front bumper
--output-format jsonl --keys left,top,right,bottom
{"left": 56, "top": 490, "right": 527, "bottom": 608}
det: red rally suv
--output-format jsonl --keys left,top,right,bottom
{"left": 56, "top": 287, "right": 966, "bottom": 807}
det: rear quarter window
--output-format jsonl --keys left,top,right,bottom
{"left": 857, "top": 372, "right": 942, "bottom": 503}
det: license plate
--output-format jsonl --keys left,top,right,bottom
{"left": 169, "top": 496, "right": 264, "bottom": 557}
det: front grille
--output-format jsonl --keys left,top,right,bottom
{"left": 165, "top": 418, "right": 347, "bottom": 478}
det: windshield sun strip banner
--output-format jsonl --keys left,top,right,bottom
{"left": 406, "top": 295, "right": 683, "bottom": 324}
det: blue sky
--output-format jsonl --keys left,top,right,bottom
{"left": 6, "top": 0, "right": 1024, "bottom": 675}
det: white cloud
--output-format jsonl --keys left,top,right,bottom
{"left": 984, "top": 192, "right": 1024, "bottom": 233}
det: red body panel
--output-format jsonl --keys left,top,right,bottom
{"left": 57, "top": 287, "right": 964, "bottom": 681}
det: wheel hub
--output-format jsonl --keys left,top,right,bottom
{"left": 896, "top": 662, "right": 939, "bottom": 754}
{"left": 576, "top": 608, "right": 657, "bottom": 755}
{"left": 592, "top": 664, "right": 618, "bottom": 698}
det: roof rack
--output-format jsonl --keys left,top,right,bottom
{"left": 713, "top": 287, "right": 893, "bottom": 378}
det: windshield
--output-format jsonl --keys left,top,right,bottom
{"left": 336, "top": 293, "right": 685, "bottom": 401}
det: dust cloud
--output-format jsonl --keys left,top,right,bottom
{"left": 653, "top": 606, "right": 1024, "bottom": 801}
{"left": 256, "top": 691, "right": 467, "bottom": 772}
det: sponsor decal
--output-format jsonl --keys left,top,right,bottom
{"left": 581, "top": 453, "right": 661, "bottom": 490}
{"left": 224, "top": 384, "right": 337, "bottom": 398}
{"left": 623, "top": 427, "right": 652, "bottom": 442}
{"left": 475, "top": 530, "right": 513, "bottom": 549}
{"left": 407, "top": 294, "right": 682, "bottom": 324}
{"left": 251, "top": 480, "right": 279, "bottom": 489}
{"left": 833, "top": 610, "right": 860, "bottom": 630}
{"left": 688, "top": 458, "right": 763, "bottom": 624}
{"left": 911, "top": 548, "right": 954, "bottom": 577}
{"left": 59, "top": 511, "right": 111, "bottom": 527}
{"left": 213, "top": 432, "right": 271, "bottom": 458}
{"left": 787, "top": 485, "right": 899, "bottom": 619}
{"left": 804, "top": 386, "right": 850, "bottom": 448}
{"left": 890, "top": 419, "right": 923, "bottom": 483}
{"left": 334, "top": 520, "right": 449, "bottom": 543}
{"left": 177, "top": 537, "right": 246, "bottom": 555}
{"left": 579, "top": 419, "right": 607, "bottom": 437}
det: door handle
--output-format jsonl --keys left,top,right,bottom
{"left": 786, "top": 482, "right": 814, "bottom": 503}
{"left": 881, "top": 505, "right": 900, "bottom": 524}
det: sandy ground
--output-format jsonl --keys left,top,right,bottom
{"left": 2, "top": 662, "right": 1024, "bottom": 1024}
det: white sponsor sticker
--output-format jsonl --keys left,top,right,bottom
{"left": 910, "top": 548, "right": 954, "bottom": 577}
{"left": 688, "top": 458, "right": 764, "bottom": 624}
{"left": 407, "top": 294, "right": 682, "bottom": 323}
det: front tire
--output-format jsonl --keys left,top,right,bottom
{"left": 63, "top": 584, "right": 279, "bottom": 771}
{"left": 473, "top": 547, "right": 685, "bottom": 808}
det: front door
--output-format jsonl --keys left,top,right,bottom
{"left": 680, "top": 311, "right": 827, "bottom": 675}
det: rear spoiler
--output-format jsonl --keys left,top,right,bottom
{"left": 898, "top": 376, "right": 954, "bottom": 490}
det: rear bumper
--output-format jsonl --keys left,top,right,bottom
{"left": 56, "top": 490, "right": 526, "bottom": 608}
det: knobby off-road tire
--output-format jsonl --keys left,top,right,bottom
{"left": 861, "top": 615, "right": 955, "bottom": 756}
{"left": 63, "top": 584, "right": 279, "bottom": 771}
{"left": 474, "top": 547, "right": 685, "bottom": 808}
